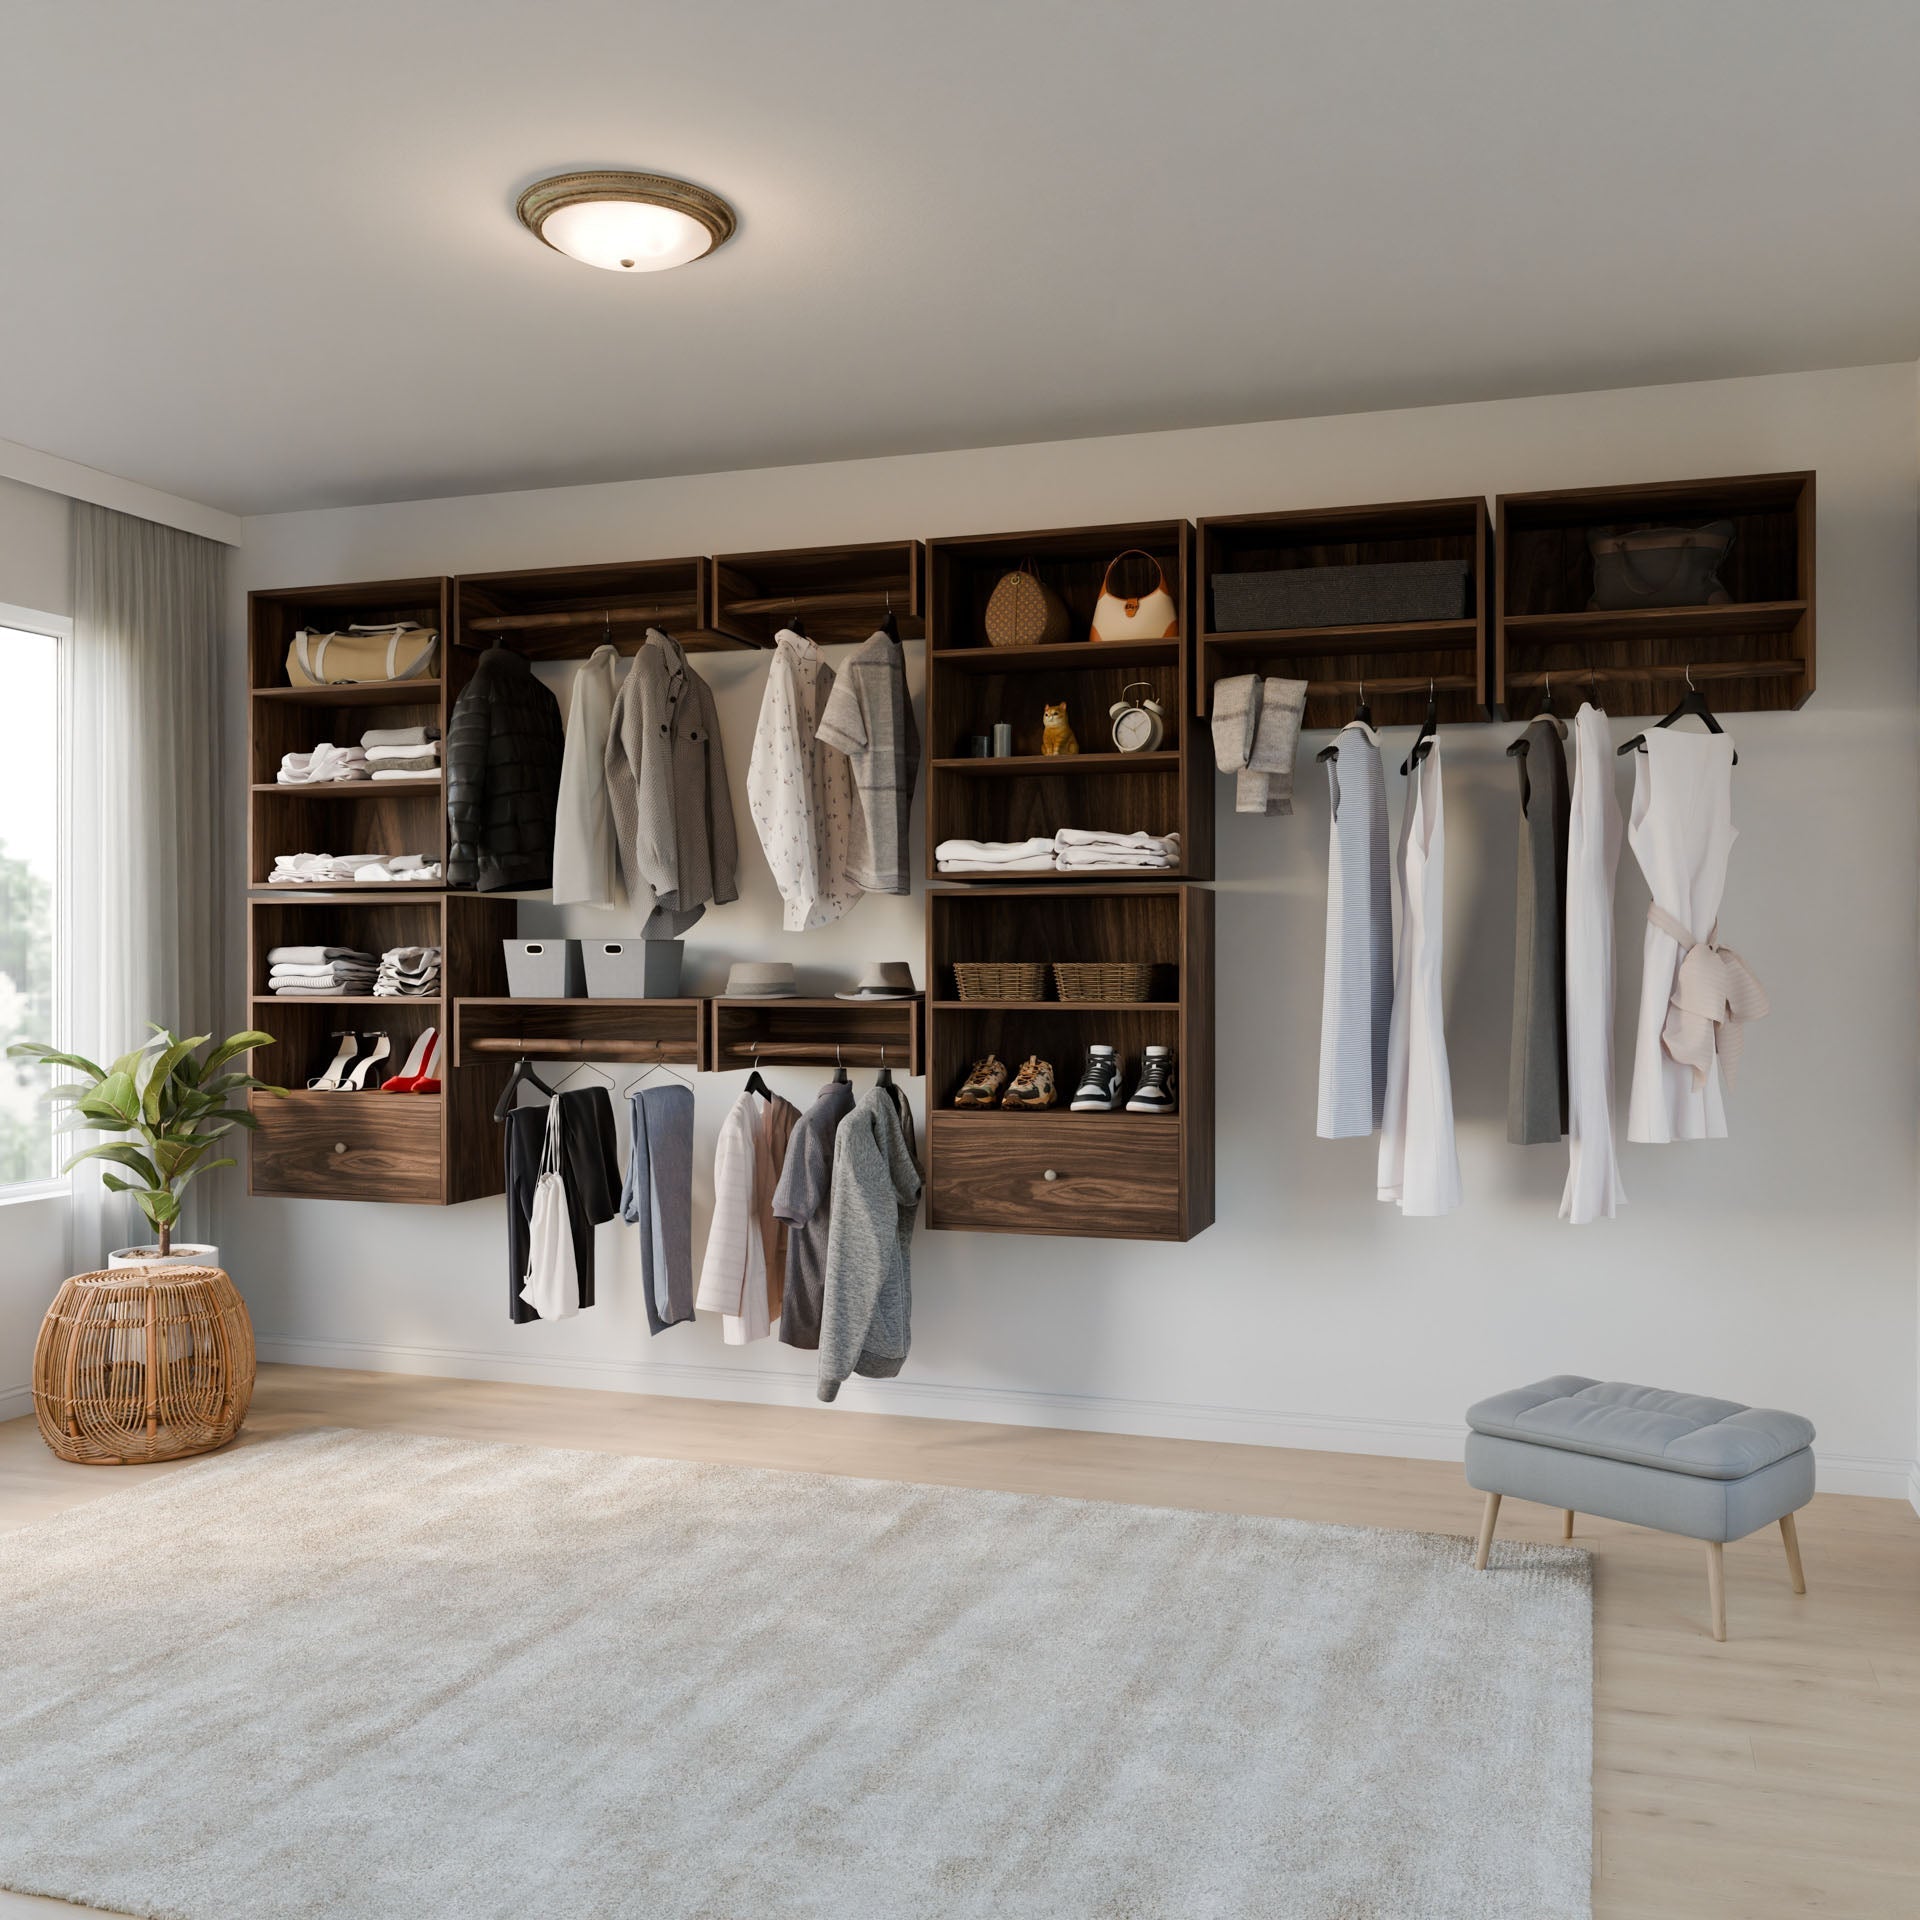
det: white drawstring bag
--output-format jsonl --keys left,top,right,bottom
{"left": 518, "top": 1098, "right": 579, "bottom": 1320}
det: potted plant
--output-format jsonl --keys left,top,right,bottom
{"left": 7, "top": 1025, "right": 284, "bottom": 1269}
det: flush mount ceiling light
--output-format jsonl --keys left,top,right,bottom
{"left": 515, "top": 170, "right": 736, "bottom": 273}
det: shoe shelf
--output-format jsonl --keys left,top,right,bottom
{"left": 1494, "top": 471, "right": 1815, "bottom": 717}
{"left": 453, "top": 556, "right": 748, "bottom": 660}
{"left": 707, "top": 996, "right": 924, "bottom": 1075}
{"left": 245, "top": 889, "right": 515, "bottom": 1207}
{"left": 1195, "top": 497, "right": 1491, "bottom": 731}
{"left": 451, "top": 997, "right": 706, "bottom": 1070}
{"left": 924, "top": 520, "right": 1211, "bottom": 883}
{"left": 707, "top": 540, "right": 926, "bottom": 647}
{"left": 925, "top": 884, "right": 1212, "bottom": 1242}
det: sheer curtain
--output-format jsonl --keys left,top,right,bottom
{"left": 65, "top": 502, "right": 229, "bottom": 1265}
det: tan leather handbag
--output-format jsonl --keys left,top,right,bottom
{"left": 286, "top": 623, "right": 439, "bottom": 687}
{"left": 1092, "top": 550, "right": 1179, "bottom": 642}
{"left": 984, "top": 565, "right": 1071, "bottom": 648}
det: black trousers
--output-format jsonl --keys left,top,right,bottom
{"left": 504, "top": 1090, "right": 622, "bottom": 1323}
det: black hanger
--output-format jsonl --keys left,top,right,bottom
{"left": 786, "top": 600, "right": 808, "bottom": 640}
{"left": 1316, "top": 682, "right": 1372, "bottom": 763}
{"left": 1616, "top": 666, "right": 1737, "bottom": 766}
{"left": 1508, "top": 671, "right": 1547, "bottom": 760}
{"left": 742, "top": 1043, "right": 773, "bottom": 1101}
{"left": 492, "top": 1056, "right": 558, "bottom": 1123}
{"left": 875, "top": 1046, "right": 907, "bottom": 1118}
{"left": 1400, "top": 679, "right": 1439, "bottom": 775}
{"left": 877, "top": 587, "right": 899, "bottom": 641}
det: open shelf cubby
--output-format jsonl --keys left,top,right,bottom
{"left": 1196, "top": 497, "right": 1490, "bottom": 730}
{"left": 245, "top": 890, "right": 515, "bottom": 1206}
{"left": 708, "top": 996, "right": 924, "bottom": 1075}
{"left": 925, "top": 884, "right": 1212, "bottom": 1241}
{"left": 708, "top": 540, "right": 925, "bottom": 646}
{"left": 924, "top": 520, "right": 1208, "bottom": 881}
{"left": 1494, "top": 471, "right": 1815, "bottom": 716}
{"left": 452, "top": 998, "right": 706, "bottom": 1070}
{"left": 452, "top": 556, "right": 748, "bottom": 663}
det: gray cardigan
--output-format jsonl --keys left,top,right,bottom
{"left": 605, "top": 630, "right": 739, "bottom": 929}
{"left": 816, "top": 630, "right": 918, "bottom": 895}
{"left": 816, "top": 1087, "right": 922, "bottom": 1402}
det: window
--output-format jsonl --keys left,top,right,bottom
{"left": 0, "top": 603, "right": 65, "bottom": 1194}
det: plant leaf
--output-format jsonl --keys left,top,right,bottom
{"left": 203, "top": 1032, "right": 274, "bottom": 1077}
{"left": 5, "top": 1043, "right": 108, "bottom": 1079}
{"left": 80, "top": 1070, "right": 141, "bottom": 1125}
{"left": 62, "top": 1142, "right": 162, "bottom": 1184}
{"left": 141, "top": 1034, "right": 210, "bottom": 1121}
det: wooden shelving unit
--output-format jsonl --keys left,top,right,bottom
{"left": 708, "top": 540, "right": 925, "bottom": 646}
{"left": 451, "top": 556, "right": 750, "bottom": 663}
{"left": 707, "top": 996, "right": 923, "bottom": 1075}
{"left": 1494, "top": 472, "right": 1815, "bottom": 716}
{"left": 925, "top": 885, "right": 1212, "bottom": 1241}
{"left": 452, "top": 998, "right": 706, "bottom": 1069}
{"left": 1195, "top": 497, "right": 1490, "bottom": 730}
{"left": 924, "top": 521, "right": 1209, "bottom": 882}
{"left": 245, "top": 890, "right": 514, "bottom": 1207}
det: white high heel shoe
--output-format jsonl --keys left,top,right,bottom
{"left": 342, "top": 1032, "right": 391, "bottom": 1091}
{"left": 307, "top": 1031, "right": 359, "bottom": 1090}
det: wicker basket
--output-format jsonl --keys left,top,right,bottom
{"left": 33, "top": 1266, "right": 254, "bottom": 1465}
{"left": 1052, "top": 961, "right": 1156, "bottom": 1003}
{"left": 952, "top": 961, "right": 1049, "bottom": 1001}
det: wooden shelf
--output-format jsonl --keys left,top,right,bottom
{"left": 934, "top": 867, "right": 1183, "bottom": 884}
{"left": 251, "top": 680, "right": 442, "bottom": 707}
{"left": 932, "top": 1106, "right": 1180, "bottom": 1127}
{"left": 251, "top": 780, "right": 442, "bottom": 796}
{"left": 931, "top": 751, "right": 1178, "bottom": 777}
{"left": 454, "top": 556, "right": 747, "bottom": 657}
{"left": 1196, "top": 497, "right": 1489, "bottom": 728}
{"left": 251, "top": 881, "right": 446, "bottom": 895}
{"left": 252, "top": 994, "right": 442, "bottom": 1007}
{"left": 709, "top": 540, "right": 925, "bottom": 645}
{"left": 708, "top": 996, "right": 923, "bottom": 1075}
{"left": 1495, "top": 472, "right": 1815, "bottom": 715}
{"left": 932, "top": 998, "right": 1177, "bottom": 1012}
{"left": 451, "top": 998, "right": 706, "bottom": 1070}
{"left": 930, "top": 638, "right": 1180, "bottom": 674}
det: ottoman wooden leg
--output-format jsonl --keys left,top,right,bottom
{"left": 1562, "top": 1509, "right": 1575, "bottom": 1539}
{"left": 1704, "top": 1540, "right": 1727, "bottom": 1641}
{"left": 1474, "top": 1492, "right": 1502, "bottom": 1570}
{"left": 1779, "top": 1513, "right": 1807, "bottom": 1594}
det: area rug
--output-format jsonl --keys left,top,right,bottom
{"left": 0, "top": 1430, "right": 1590, "bottom": 1920}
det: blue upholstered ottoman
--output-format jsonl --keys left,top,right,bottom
{"left": 1465, "top": 1375, "right": 1815, "bottom": 1640}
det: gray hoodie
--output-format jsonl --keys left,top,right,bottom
{"left": 816, "top": 1087, "right": 922, "bottom": 1401}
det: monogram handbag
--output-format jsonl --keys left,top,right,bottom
{"left": 1589, "top": 521, "right": 1734, "bottom": 610}
{"left": 984, "top": 564, "right": 1071, "bottom": 648}
{"left": 1091, "top": 550, "right": 1179, "bottom": 642}
{"left": 286, "top": 622, "right": 440, "bottom": 687}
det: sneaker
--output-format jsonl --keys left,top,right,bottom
{"left": 1001, "top": 1056, "right": 1057, "bottom": 1110}
{"left": 1125, "top": 1046, "right": 1176, "bottom": 1114}
{"left": 1070, "top": 1044, "right": 1121, "bottom": 1112}
{"left": 954, "top": 1055, "right": 1009, "bottom": 1108}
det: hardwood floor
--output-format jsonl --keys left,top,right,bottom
{"left": 3, "top": 1365, "right": 1917, "bottom": 1919}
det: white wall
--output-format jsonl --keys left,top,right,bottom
{"left": 228, "top": 364, "right": 1920, "bottom": 1496}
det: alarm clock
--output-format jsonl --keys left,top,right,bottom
{"left": 1109, "top": 682, "right": 1168, "bottom": 753}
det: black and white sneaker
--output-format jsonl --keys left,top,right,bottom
{"left": 1125, "top": 1046, "right": 1177, "bottom": 1114}
{"left": 1070, "top": 1044, "right": 1121, "bottom": 1112}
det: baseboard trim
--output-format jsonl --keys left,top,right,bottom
{"left": 1908, "top": 1460, "right": 1920, "bottom": 1522}
{"left": 0, "top": 1384, "right": 32, "bottom": 1425}
{"left": 251, "top": 1336, "right": 1914, "bottom": 1498}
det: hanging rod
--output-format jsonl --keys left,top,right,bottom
{"left": 721, "top": 589, "right": 902, "bottom": 617}
{"left": 464, "top": 602, "right": 700, "bottom": 636}
{"left": 718, "top": 1040, "right": 899, "bottom": 1064}
{"left": 1505, "top": 660, "right": 1798, "bottom": 688}
{"left": 1306, "top": 674, "right": 1477, "bottom": 696}
{"left": 462, "top": 1036, "right": 695, "bottom": 1061}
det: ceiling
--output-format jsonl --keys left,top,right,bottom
{"left": 6, "top": 0, "right": 1920, "bottom": 517}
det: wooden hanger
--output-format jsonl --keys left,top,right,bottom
{"left": 1616, "top": 665, "right": 1737, "bottom": 766}
{"left": 492, "top": 1056, "right": 558, "bottom": 1123}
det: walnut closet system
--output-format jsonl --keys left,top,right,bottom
{"left": 245, "top": 473, "right": 1815, "bottom": 1243}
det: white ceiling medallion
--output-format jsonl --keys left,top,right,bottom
{"left": 515, "top": 170, "right": 736, "bottom": 274}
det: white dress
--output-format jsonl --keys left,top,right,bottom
{"left": 1378, "top": 740, "right": 1461, "bottom": 1215}
{"left": 1560, "top": 704, "right": 1626, "bottom": 1222}
{"left": 550, "top": 644, "right": 626, "bottom": 908}
{"left": 747, "top": 629, "right": 861, "bottom": 932}
{"left": 1626, "top": 730, "right": 1737, "bottom": 1142}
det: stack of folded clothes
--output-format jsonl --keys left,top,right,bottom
{"left": 267, "top": 851, "right": 444, "bottom": 885}
{"left": 276, "top": 742, "right": 370, "bottom": 784}
{"left": 361, "top": 724, "right": 442, "bottom": 781}
{"left": 374, "top": 945, "right": 442, "bottom": 997}
{"left": 1053, "top": 828, "right": 1180, "bottom": 871}
{"left": 933, "top": 835, "right": 1058, "bottom": 874}
{"left": 266, "top": 946, "right": 378, "bottom": 995}
{"left": 356, "top": 854, "right": 443, "bottom": 883}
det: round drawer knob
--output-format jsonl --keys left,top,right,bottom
{"left": 1042, "top": 1168, "right": 1059, "bottom": 1182}
{"left": 332, "top": 1141, "right": 349, "bottom": 1156}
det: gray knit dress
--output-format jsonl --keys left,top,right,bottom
{"left": 1316, "top": 724, "right": 1393, "bottom": 1138}
{"left": 1508, "top": 717, "right": 1572, "bottom": 1143}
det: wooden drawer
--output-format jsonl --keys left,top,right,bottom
{"left": 249, "top": 1092, "right": 443, "bottom": 1205}
{"left": 929, "top": 1113, "right": 1182, "bottom": 1240}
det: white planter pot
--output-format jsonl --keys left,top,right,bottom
{"left": 107, "top": 1243, "right": 222, "bottom": 1273}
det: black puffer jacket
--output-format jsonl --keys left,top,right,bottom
{"left": 446, "top": 646, "right": 565, "bottom": 891}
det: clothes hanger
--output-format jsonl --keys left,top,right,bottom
{"left": 831, "top": 1044, "right": 850, "bottom": 1087}
{"left": 492, "top": 1056, "right": 558, "bottom": 1123}
{"left": 877, "top": 587, "right": 899, "bottom": 641}
{"left": 620, "top": 1059, "right": 692, "bottom": 1097}
{"left": 553, "top": 1060, "right": 614, "bottom": 1094}
{"left": 742, "top": 1042, "right": 773, "bottom": 1101}
{"left": 1315, "top": 680, "right": 1371, "bottom": 764}
{"left": 786, "top": 599, "right": 809, "bottom": 640}
{"left": 1616, "top": 665, "right": 1737, "bottom": 766}
{"left": 1507, "top": 671, "right": 1566, "bottom": 759}
{"left": 1400, "top": 679, "right": 1439, "bottom": 775}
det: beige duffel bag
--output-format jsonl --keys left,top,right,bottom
{"left": 286, "top": 623, "right": 439, "bottom": 687}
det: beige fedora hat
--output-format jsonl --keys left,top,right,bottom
{"left": 833, "top": 960, "right": 917, "bottom": 1000}
{"left": 724, "top": 960, "right": 798, "bottom": 998}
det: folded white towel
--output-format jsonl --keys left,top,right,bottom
{"left": 371, "top": 768, "right": 442, "bottom": 781}
{"left": 361, "top": 725, "right": 441, "bottom": 748}
{"left": 365, "top": 743, "right": 441, "bottom": 762}
{"left": 357, "top": 859, "right": 443, "bottom": 883}
{"left": 276, "top": 742, "right": 372, "bottom": 786}
{"left": 1054, "top": 829, "right": 1181, "bottom": 854}
{"left": 266, "top": 946, "right": 375, "bottom": 965}
{"left": 1055, "top": 851, "right": 1175, "bottom": 870}
{"left": 937, "top": 855, "right": 1059, "bottom": 873}
{"left": 933, "top": 836, "right": 1057, "bottom": 865}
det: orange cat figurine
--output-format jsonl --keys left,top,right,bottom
{"left": 1041, "top": 702, "right": 1079, "bottom": 756}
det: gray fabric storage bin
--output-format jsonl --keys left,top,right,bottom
{"left": 582, "top": 938, "right": 683, "bottom": 999}
{"left": 504, "top": 938, "right": 584, "bottom": 998}
{"left": 1212, "top": 559, "right": 1470, "bottom": 631}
